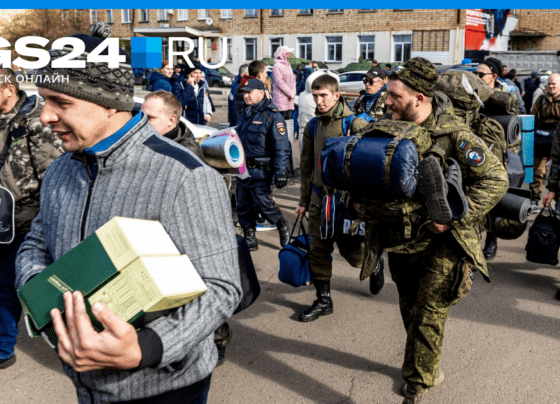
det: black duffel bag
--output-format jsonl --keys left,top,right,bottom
{"left": 525, "top": 206, "right": 560, "bottom": 266}
{"left": 234, "top": 234, "right": 261, "bottom": 314}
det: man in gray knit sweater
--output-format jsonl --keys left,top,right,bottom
{"left": 15, "top": 24, "right": 241, "bottom": 404}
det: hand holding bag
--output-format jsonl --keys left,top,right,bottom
{"left": 278, "top": 217, "right": 312, "bottom": 287}
{"left": 525, "top": 206, "right": 560, "bottom": 266}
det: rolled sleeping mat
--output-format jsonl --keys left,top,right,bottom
{"left": 519, "top": 115, "right": 535, "bottom": 183}
{"left": 491, "top": 192, "right": 531, "bottom": 224}
{"left": 200, "top": 128, "right": 245, "bottom": 169}
{"left": 485, "top": 114, "right": 521, "bottom": 146}
{"left": 321, "top": 135, "right": 419, "bottom": 199}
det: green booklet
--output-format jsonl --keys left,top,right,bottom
{"left": 17, "top": 217, "right": 205, "bottom": 347}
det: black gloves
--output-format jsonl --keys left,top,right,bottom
{"left": 275, "top": 172, "right": 288, "bottom": 189}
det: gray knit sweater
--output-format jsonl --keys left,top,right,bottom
{"left": 15, "top": 113, "right": 241, "bottom": 403}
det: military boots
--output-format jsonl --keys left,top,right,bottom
{"left": 243, "top": 227, "right": 258, "bottom": 251}
{"left": 298, "top": 281, "right": 333, "bottom": 322}
{"left": 277, "top": 216, "right": 290, "bottom": 247}
{"left": 483, "top": 232, "right": 498, "bottom": 260}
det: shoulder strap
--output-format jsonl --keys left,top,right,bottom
{"left": 342, "top": 114, "right": 355, "bottom": 137}
{"left": 308, "top": 117, "right": 318, "bottom": 142}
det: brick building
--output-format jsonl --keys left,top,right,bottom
{"left": 72, "top": 9, "right": 560, "bottom": 72}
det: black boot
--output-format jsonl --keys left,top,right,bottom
{"left": 298, "top": 281, "right": 333, "bottom": 322}
{"left": 483, "top": 232, "right": 498, "bottom": 260}
{"left": 369, "top": 257, "right": 385, "bottom": 295}
{"left": 243, "top": 227, "right": 258, "bottom": 251}
{"left": 277, "top": 216, "right": 290, "bottom": 247}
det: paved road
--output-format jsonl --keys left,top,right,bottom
{"left": 3, "top": 86, "right": 560, "bottom": 403}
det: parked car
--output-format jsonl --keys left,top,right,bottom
{"left": 202, "top": 66, "right": 235, "bottom": 87}
{"left": 338, "top": 70, "right": 367, "bottom": 94}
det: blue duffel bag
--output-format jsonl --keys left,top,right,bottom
{"left": 278, "top": 218, "right": 312, "bottom": 287}
{"left": 321, "top": 134, "right": 419, "bottom": 199}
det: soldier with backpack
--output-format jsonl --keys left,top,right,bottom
{"left": 295, "top": 74, "right": 372, "bottom": 323}
{"left": 359, "top": 58, "right": 508, "bottom": 404}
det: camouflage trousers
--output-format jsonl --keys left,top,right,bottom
{"left": 308, "top": 191, "right": 363, "bottom": 281}
{"left": 388, "top": 235, "right": 466, "bottom": 388}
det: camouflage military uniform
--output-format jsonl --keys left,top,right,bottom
{"left": 0, "top": 91, "right": 64, "bottom": 234}
{"left": 0, "top": 90, "right": 63, "bottom": 363}
{"left": 361, "top": 60, "right": 508, "bottom": 391}
{"left": 353, "top": 88, "right": 388, "bottom": 122}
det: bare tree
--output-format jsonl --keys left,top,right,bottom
{"left": 1, "top": 9, "right": 91, "bottom": 60}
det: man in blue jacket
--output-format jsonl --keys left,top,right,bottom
{"left": 236, "top": 79, "right": 292, "bottom": 251}
{"left": 228, "top": 64, "right": 248, "bottom": 126}
{"left": 173, "top": 64, "right": 212, "bottom": 125}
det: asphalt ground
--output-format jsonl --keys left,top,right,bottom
{"left": 2, "top": 88, "right": 560, "bottom": 404}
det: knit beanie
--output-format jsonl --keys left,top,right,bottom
{"left": 35, "top": 22, "right": 134, "bottom": 111}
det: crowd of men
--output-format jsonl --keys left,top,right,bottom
{"left": 2, "top": 20, "right": 560, "bottom": 404}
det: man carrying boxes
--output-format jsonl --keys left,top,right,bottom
{"left": 15, "top": 24, "right": 241, "bottom": 404}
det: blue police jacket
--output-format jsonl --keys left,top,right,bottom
{"left": 236, "top": 97, "right": 291, "bottom": 187}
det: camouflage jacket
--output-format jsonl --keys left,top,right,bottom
{"left": 361, "top": 92, "right": 508, "bottom": 281}
{"left": 353, "top": 88, "right": 388, "bottom": 121}
{"left": 532, "top": 92, "right": 560, "bottom": 128}
{"left": 299, "top": 98, "right": 368, "bottom": 207}
{"left": 0, "top": 91, "right": 64, "bottom": 235}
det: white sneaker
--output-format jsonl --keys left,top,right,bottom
{"left": 256, "top": 221, "right": 277, "bottom": 231}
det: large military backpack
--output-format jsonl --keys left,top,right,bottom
{"left": 320, "top": 120, "right": 432, "bottom": 200}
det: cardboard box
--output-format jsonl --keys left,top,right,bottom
{"left": 18, "top": 217, "right": 206, "bottom": 346}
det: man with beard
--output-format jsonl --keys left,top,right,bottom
{"left": 363, "top": 58, "right": 508, "bottom": 403}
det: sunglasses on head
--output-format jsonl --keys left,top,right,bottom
{"left": 476, "top": 72, "right": 493, "bottom": 78}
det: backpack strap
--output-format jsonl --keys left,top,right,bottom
{"left": 342, "top": 114, "right": 355, "bottom": 137}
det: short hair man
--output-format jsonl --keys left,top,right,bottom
{"left": 0, "top": 69, "right": 63, "bottom": 370}
{"left": 354, "top": 66, "right": 388, "bottom": 121}
{"left": 295, "top": 74, "right": 369, "bottom": 322}
{"left": 15, "top": 30, "right": 241, "bottom": 404}
{"left": 173, "top": 63, "right": 213, "bottom": 125}
{"left": 142, "top": 90, "right": 203, "bottom": 160}
{"left": 373, "top": 58, "right": 507, "bottom": 403}
{"left": 228, "top": 64, "right": 249, "bottom": 126}
{"left": 312, "top": 62, "right": 319, "bottom": 71}
{"left": 371, "top": 59, "right": 378, "bottom": 67}
{"left": 235, "top": 79, "right": 292, "bottom": 251}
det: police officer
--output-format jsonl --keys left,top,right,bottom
{"left": 360, "top": 58, "right": 508, "bottom": 403}
{"left": 236, "top": 79, "right": 291, "bottom": 251}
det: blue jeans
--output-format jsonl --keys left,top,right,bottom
{"left": 0, "top": 235, "right": 25, "bottom": 360}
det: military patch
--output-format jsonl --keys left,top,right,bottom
{"left": 465, "top": 147, "right": 486, "bottom": 167}
{"left": 277, "top": 122, "right": 286, "bottom": 135}
{"left": 252, "top": 121, "right": 262, "bottom": 125}
{"left": 459, "top": 140, "right": 469, "bottom": 151}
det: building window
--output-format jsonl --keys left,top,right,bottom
{"left": 298, "top": 9, "right": 313, "bottom": 15}
{"left": 393, "top": 34, "right": 412, "bottom": 63}
{"left": 327, "top": 9, "right": 344, "bottom": 13}
{"left": 298, "top": 37, "right": 312, "bottom": 60}
{"left": 61, "top": 10, "right": 69, "bottom": 22}
{"left": 326, "top": 36, "right": 343, "bottom": 62}
{"left": 412, "top": 30, "right": 450, "bottom": 52}
{"left": 227, "top": 40, "right": 233, "bottom": 62}
{"left": 121, "top": 9, "right": 131, "bottom": 24}
{"left": 221, "top": 9, "right": 233, "bottom": 19}
{"left": 245, "top": 9, "right": 258, "bottom": 18}
{"left": 138, "top": 10, "right": 149, "bottom": 22}
{"left": 198, "top": 10, "right": 209, "bottom": 20}
{"left": 270, "top": 38, "right": 284, "bottom": 57}
{"left": 157, "top": 9, "right": 167, "bottom": 21}
{"left": 90, "top": 9, "right": 98, "bottom": 24}
{"left": 358, "top": 9, "right": 377, "bottom": 12}
{"left": 106, "top": 9, "right": 113, "bottom": 24}
{"left": 271, "top": 9, "right": 284, "bottom": 16}
{"left": 359, "top": 35, "right": 375, "bottom": 61}
{"left": 245, "top": 38, "right": 257, "bottom": 61}
{"left": 177, "top": 10, "right": 188, "bottom": 21}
